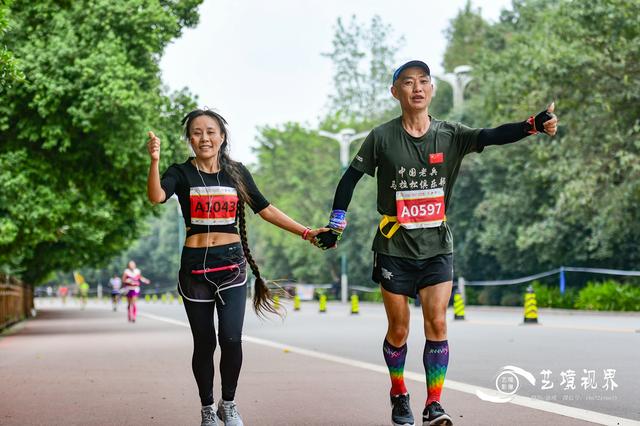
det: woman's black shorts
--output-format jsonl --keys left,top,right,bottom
{"left": 179, "top": 243, "right": 247, "bottom": 302}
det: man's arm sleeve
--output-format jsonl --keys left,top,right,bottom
{"left": 331, "top": 166, "right": 365, "bottom": 211}
{"left": 477, "top": 121, "right": 531, "bottom": 150}
{"left": 455, "top": 123, "right": 483, "bottom": 156}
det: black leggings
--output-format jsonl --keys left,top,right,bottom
{"left": 183, "top": 285, "right": 246, "bottom": 405}
{"left": 180, "top": 244, "right": 247, "bottom": 405}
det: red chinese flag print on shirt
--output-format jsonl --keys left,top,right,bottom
{"left": 429, "top": 152, "right": 444, "bottom": 164}
{"left": 190, "top": 186, "right": 238, "bottom": 225}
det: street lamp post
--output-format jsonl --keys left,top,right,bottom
{"left": 433, "top": 65, "right": 474, "bottom": 116}
{"left": 318, "top": 129, "right": 369, "bottom": 304}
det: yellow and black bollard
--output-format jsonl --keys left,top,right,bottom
{"left": 319, "top": 294, "right": 327, "bottom": 313}
{"left": 273, "top": 295, "right": 280, "bottom": 310}
{"left": 350, "top": 293, "right": 359, "bottom": 315}
{"left": 293, "top": 294, "right": 301, "bottom": 311}
{"left": 453, "top": 288, "right": 465, "bottom": 320}
{"left": 523, "top": 285, "right": 539, "bottom": 324}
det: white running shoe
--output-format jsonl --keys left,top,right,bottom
{"left": 201, "top": 404, "right": 219, "bottom": 426}
{"left": 216, "top": 400, "right": 244, "bottom": 426}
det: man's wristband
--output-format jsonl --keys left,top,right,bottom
{"left": 526, "top": 116, "right": 538, "bottom": 134}
{"left": 329, "top": 209, "right": 347, "bottom": 232}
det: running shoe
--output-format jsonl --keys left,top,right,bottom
{"left": 201, "top": 404, "right": 219, "bottom": 426}
{"left": 390, "top": 393, "right": 415, "bottom": 426}
{"left": 422, "top": 401, "right": 452, "bottom": 426}
{"left": 217, "top": 400, "right": 243, "bottom": 426}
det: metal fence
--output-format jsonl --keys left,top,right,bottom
{"left": 0, "top": 274, "right": 34, "bottom": 330}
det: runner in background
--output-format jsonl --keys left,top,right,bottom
{"left": 109, "top": 274, "right": 123, "bottom": 312}
{"left": 58, "top": 285, "right": 68, "bottom": 305}
{"left": 78, "top": 280, "right": 89, "bottom": 310}
{"left": 122, "top": 261, "right": 150, "bottom": 323}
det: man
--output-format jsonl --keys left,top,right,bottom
{"left": 315, "top": 60, "right": 557, "bottom": 426}
{"left": 109, "top": 274, "right": 122, "bottom": 311}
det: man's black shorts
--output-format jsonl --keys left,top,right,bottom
{"left": 372, "top": 252, "right": 453, "bottom": 297}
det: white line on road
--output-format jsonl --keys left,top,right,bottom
{"left": 139, "top": 312, "right": 640, "bottom": 426}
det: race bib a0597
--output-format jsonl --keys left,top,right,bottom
{"left": 190, "top": 186, "right": 238, "bottom": 226}
{"left": 396, "top": 188, "right": 445, "bottom": 229}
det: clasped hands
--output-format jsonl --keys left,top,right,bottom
{"left": 302, "top": 210, "right": 346, "bottom": 250}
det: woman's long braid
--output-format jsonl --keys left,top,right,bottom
{"left": 236, "top": 200, "right": 280, "bottom": 318}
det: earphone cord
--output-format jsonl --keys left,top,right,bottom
{"left": 194, "top": 157, "right": 228, "bottom": 305}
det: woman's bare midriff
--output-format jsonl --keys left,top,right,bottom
{"left": 184, "top": 232, "right": 241, "bottom": 248}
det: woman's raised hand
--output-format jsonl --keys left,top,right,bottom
{"left": 147, "top": 131, "right": 161, "bottom": 161}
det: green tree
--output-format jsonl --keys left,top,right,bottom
{"left": 0, "top": 0, "right": 22, "bottom": 88}
{"left": 0, "top": 0, "right": 200, "bottom": 283}
{"left": 249, "top": 123, "right": 379, "bottom": 288}
{"left": 462, "top": 0, "right": 640, "bottom": 276}
{"left": 78, "top": 199, "right": 183, "bottom": 291}
{"left": 442, "top": 0, "right": 490, "bottom": 73}
{"left": 248, "top": 16, "right": 403, "bottom": 288}
{"left": 431, "top": 1, "right": 489, "bottom": 123}
{"left": 322, "top": 15, "right": 404, "bottom": 126}
{"left": 426, "top": 2, "right": 501, "bottom": 279}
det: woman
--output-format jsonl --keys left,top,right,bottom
{"left": 146, "top": 109, "right": 325, "bottom": 426}
{"left": 122, "top": 260, "right": 150, "bottom": 323}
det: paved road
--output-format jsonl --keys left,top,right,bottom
{"left": 0, "top": 299, "right": 636, "bottom": 425}
{"left": 235, "top": 301, "right": 640, "bottom": 421}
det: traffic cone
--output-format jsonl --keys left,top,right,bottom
{"left": 350, "top": 293, "right": 359, "bottom": 315}
{"left": 151, "top": 294, "right": 158, "bottom": 303}
{"left": 274, "top": 295, "right": 280, "bottom": 310}
{"left": 144, "top": 294, "right": 150, "bottom": 303}
{"left": 178, "top": 295, "right": 183, "bottom": 305}
{"left": 161, "top": 294, "right": 167, "bottom": 303}
{"left": 319, "top": 294, "right": 327, "bottom": 313}
{"left": 453, "top": 288, "right": 465, "bottom": 320}
{"left": 293, "top": 294, "right": 301, "bottom": 311}
{"left": 523, "top": 285, "right": 539, "bottom": 324}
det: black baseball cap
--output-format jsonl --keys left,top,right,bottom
{"left": 392, "top": 60, "right": 430, "bottom": 84}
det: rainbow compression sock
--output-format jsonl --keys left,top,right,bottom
{"left": 383, "top": 339, "right": 408, "bottom": 396}
{"left": 424, "top": 339, "right": 449, "bottom": 405}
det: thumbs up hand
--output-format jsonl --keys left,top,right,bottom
{"left": 147, "top": 131, "right": 161, "bottom": 161}
{"left": 532, "top": 101, "right": 558, "bottom": 136}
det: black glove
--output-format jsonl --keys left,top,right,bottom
{"left": 527, "top": 103, "right": 556, "bottom": 135}
{"left": 315, "top": 230, "right": 340, "bottom": 250}
{"left": 534, "top": 110, "right": 554, "bottom": 134}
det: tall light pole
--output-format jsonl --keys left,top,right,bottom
{"left": 318, "top": 128, "right": 369, "bottom": 304}
{"left": 433, "top": 65, "right": 474, "bottom": 116}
